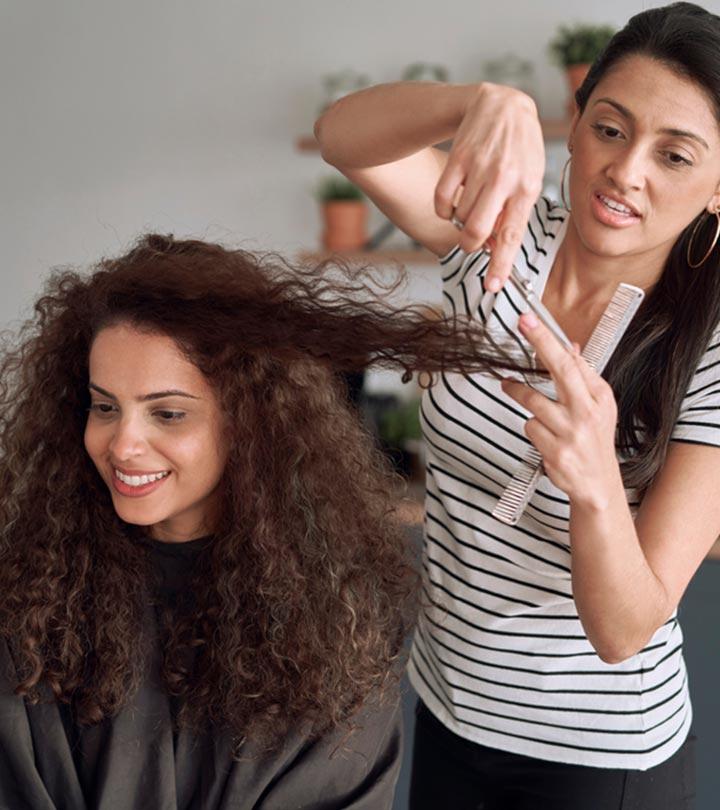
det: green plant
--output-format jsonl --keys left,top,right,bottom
{"left": 549, "top": 23, "right": 616, "bottom": 67}
{"left": 401, "top": 62, "right": 449, "bottom": 83}
{"left": 378, "top": 399, "right": 422, "bottom": 449}
{"left": 315, "top": 176, "right": 364, "bottom": 203}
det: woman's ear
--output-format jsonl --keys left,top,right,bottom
{"left": 567, "top": 110, "right": 581, "bottom": 154}
{"left": 707, "top": 187, "right": 720, "bottom": 215}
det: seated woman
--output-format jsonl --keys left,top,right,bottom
{"left": 0, "top": 234, "right": 502, "bottom": 809}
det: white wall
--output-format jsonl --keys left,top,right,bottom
{"left": 3, "top": 0, "right": 716, "bottom": 329}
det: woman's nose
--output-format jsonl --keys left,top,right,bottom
{"left": 604, "top": 147, "right": 646, "bottom": 194}
{"left": 108, "top": 416, "right": 147, "bottom": 460}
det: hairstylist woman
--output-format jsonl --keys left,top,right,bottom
{"left": 316, "top": 3, "right": 720, "bottom": 808}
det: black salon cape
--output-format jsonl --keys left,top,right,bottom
{"left": 0, "top": 538, "right": 402, "bottom": 809}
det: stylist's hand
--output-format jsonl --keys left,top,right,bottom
{"left": 500, "top": 313, "right": 622, "bottom": 509}
{"left": 434, "top": 83, "right": 545, "bottom": 293}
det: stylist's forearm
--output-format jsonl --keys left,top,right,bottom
{"left": 314, "top": 82, "right": 477, "bottom": 169}
{"left": 569, "top": 480, "right": 671, "bottom": 664}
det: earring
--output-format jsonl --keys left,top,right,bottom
{"left": 560, "top": 156, "right": 572, "bottom": 212}
{"left": 687, "top": 210, "right": 720, "bottom": 268}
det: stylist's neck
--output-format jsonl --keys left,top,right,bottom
{"left": 554, "top": 216, "right": 664, "bottom": 304}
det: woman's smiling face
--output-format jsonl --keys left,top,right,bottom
{"left": 84, "top": 323, "right": 228, "bottom": 542}
{"left": 568, "top": 53, "right": 720, "bottom": 266}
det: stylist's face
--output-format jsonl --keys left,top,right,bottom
{"left": 84, "top": 323, "right": 228, "bottom": 542}
{"left": 569, "top": 54, "right": 720, "bottom": 264}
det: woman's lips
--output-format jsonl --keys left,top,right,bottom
{"left": 111, "top": 471, "right": 171, "bottom": 498}
{"left": 591, "top": 192, "right": 642, "bottom": 228}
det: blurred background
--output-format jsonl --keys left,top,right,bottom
{"left": 2, "top": 2, "right": 719, "bottom": 807}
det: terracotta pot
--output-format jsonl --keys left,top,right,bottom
{"left": 565, "top": 63, "right": 591, "bottom": 117}
{"left": 321, "top": 200, "right": 368, "bottom": 251}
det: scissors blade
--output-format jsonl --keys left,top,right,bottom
{"left": 508, "top": 267, "right": 574, "bottom": 352}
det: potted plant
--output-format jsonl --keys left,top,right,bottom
{"left": 401, "top": 62, "right": 449, "bottom": 83}
{"left": 316, "top": 176, "right": 368, "bottom": 251}
{"left": 376, "top": 396, "right": 424, "bottom": 478}
{"left": 549, "top": 23, "right": 616, "bottom": 115}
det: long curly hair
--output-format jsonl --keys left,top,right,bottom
{"left": 0, "top": 234, "right": 509, "bottom": 748}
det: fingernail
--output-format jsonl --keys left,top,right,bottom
{"left": 486, "top": 276, "right": 501, "bottom": 293}
{"left": 522, "top": 312, "right": 539, "bottom": 329}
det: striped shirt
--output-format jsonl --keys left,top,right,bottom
{"left": 408, "top": 197, "right": 720, "bottom": 770}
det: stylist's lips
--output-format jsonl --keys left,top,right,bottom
{"left": 592, "top": 192, "right": 641, "bottom": 227}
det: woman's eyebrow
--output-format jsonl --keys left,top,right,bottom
{"left": 89, "top": 382, "right": 200, "bottom": 401}
{"left": 592, "top": 96, "right": 709, "bottom": 150}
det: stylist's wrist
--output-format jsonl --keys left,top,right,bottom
{"left": 471, "top": 82, "right": 538, "bottom": 118}
{"left": 568, "top": 466, "right": 626, "bottom": 517}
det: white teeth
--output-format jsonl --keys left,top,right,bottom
{"left": 599, "top": 194, "right": 634, "bottom": 215}
{"left": 114, "top": 469, "right": 169, "bottom": 487}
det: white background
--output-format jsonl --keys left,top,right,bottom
{"left": 2, "top": 0, "right": 709, "bottom": 330}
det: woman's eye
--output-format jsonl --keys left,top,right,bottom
{"left": 155, "top": 410, "right": 186, "bottom": 423}
{"left": 89, "top": 402, "right": 116, "bottom": 417}
{"left": 663, "top": 151, "right": 692, "bottom": 168}
{"left": 592, "top": 123, "right": 623, "bottom": 140}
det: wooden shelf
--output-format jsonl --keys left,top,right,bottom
{"left": 297, "top": 119, "right": 570, "bottom": 153}
{"left": 298, "top": 248, "right": 437, "bottom": 265}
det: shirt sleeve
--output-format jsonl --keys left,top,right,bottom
{"left": 437, "top": 244, "right": 487, "bottom": 321}
{"left": 671, "top": 330, "right": 720, "bottom": 447}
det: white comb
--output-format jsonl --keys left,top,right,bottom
{"left": 492, "top": 282, "right": 645, "bottom": 526}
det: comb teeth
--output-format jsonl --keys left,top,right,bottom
{"left": 491, "top": 448, "right": 543, "bottom": 526}
{"left": 582, "top": 284, "right": 645, "bottom": 372}
{"left": 492, "top": 282, "right": 644, "bottom": 526}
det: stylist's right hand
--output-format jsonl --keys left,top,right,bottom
{"left": 434, "top": 83, "right": 546, "bottom": 293}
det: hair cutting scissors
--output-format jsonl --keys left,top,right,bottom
{"left": 449, "top": 210, "right": 574, "bottom": 352}
{"left": 506, "top": 266, "right": 574, "bottom": 353}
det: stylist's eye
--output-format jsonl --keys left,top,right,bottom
{"left": 591, "top": 123, "right": 623, "bottom": 140}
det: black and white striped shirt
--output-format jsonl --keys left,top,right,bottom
{"left": 408, "top": 197, "right": 720, "bottom": 770}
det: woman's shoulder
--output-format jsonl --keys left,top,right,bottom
{"left": 671, "top": 322, "right": 720, "bottom": 446}
{"left": 531, "top": 196, "right": 568, "bottom": 244}
{"left": 0, "top": 635, "right": 17, "bottom": 674}
{"left": 0, "top": 638, "right": 15, "bottom": 711}
{"left": 681, "top": 322, "right": 720, "bottom": 400}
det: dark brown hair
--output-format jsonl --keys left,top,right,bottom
{"left": 576, "top": 2, "right": 720, "bottom": 490}
{"left": 0, "top": 234, "right": 510, "bottom": 748}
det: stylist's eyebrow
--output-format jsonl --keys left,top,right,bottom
{"left": 593, "top": 96, "right": 709, "bottom": 150}
{"left": 89, "top": 383, "right": 200, "bottom": 401}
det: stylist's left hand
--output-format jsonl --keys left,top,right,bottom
{"left": 500, "top": 312, "right": 622, "bottom": 509}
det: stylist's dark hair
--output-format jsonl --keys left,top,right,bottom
{"left": 576, "top": 2, "right": 720, "bottom": 490}
{"left": 0, "top": 234, "right": 511, "bottom": 749}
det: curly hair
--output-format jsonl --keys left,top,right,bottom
{"left": 0, "top": 234, "right": 511, "bottom": 748}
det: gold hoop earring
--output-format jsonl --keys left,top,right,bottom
{"left": 560, "top": 156, "right": 572, "bottom": 212}
{"left": 687, "top": 210, "right": 720, "bottom": 268}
